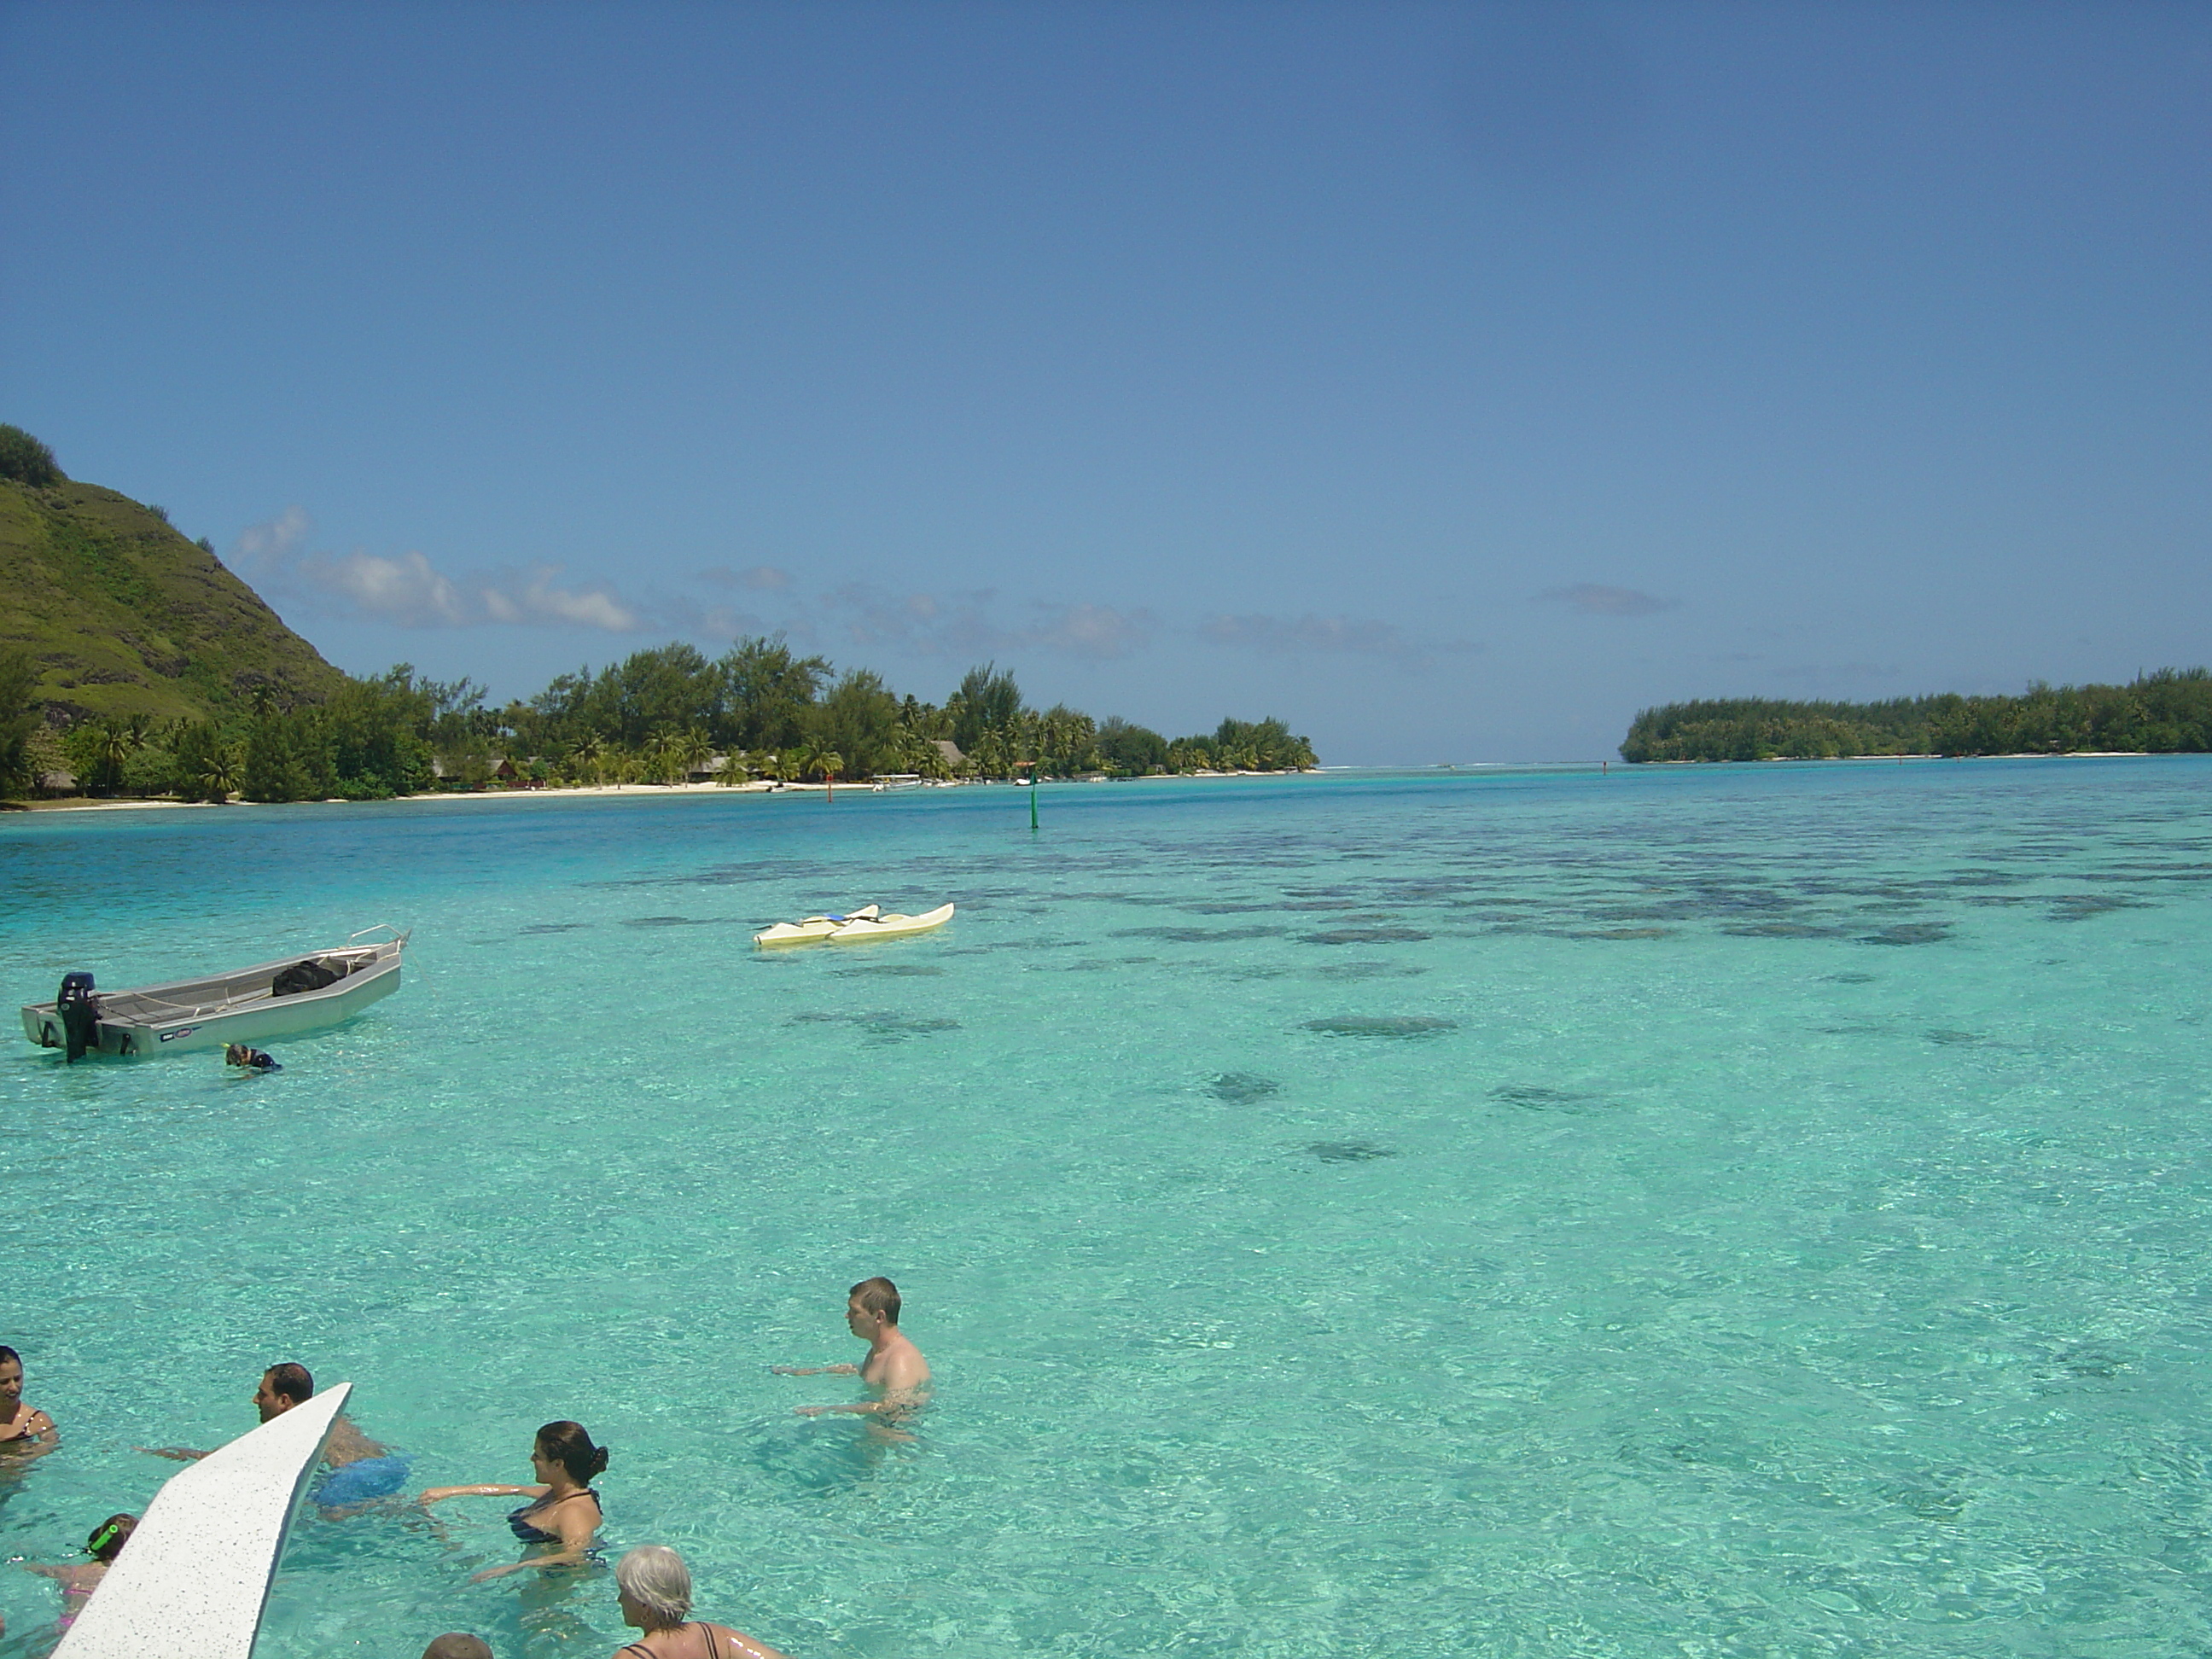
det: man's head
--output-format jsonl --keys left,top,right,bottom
{"left": 253, "top": 1362, "right": 314, "bottom": 1422}
{"left": 420, "top": 1636, "right": 493, "bottom": 1659}
{"left": 847, "top": 1277, "right": 901, "bottom": 1338}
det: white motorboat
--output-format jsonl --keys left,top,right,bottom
{"left": 20, "top": 926, "right": 408, "bottom": 1059}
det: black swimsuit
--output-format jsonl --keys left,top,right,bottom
{"left": 508, "top": 1488, "right": 600, "bottom": 1544}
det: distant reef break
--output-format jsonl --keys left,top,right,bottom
{"left": 1621, "top": 672, "right": 2212, "bottom": 762}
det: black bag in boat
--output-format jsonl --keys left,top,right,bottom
{"left": 56, "top": 970, "right": 101, "bottom": 1063}
{"left": 271, "top": 959, "right": 342, "bottom": 998}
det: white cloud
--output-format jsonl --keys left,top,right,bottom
{"left": 1024, "top": 602, "right": 1159, "bottom": 660}
{"left": 230, "top": 508, "right": 643, "bottom": 632}
{"left": 812, "top": 586, "right": 1161, "bottom": 661}
{"left": 1540, "top": 583, "right": 1676, "bottom": 617}
{"left": 303, "top": 548, "right": 473, "bottom": 626}
{"left": 699, "top": 565, "right": 793, "bottom": 591}
{"left": 229, "top": 505, "right": 311, "bottom": 574}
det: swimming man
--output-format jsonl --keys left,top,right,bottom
{"left": 775, "top": 1278, "right": 931, "bottom": 1420}
{"left": 141, "top": 1362, "right": 408, "bottom": 1509}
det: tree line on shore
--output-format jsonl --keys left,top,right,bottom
{"left": 0, "top": 640, "right": 1318, "bottom": 802}
{"left": 1620, "top": 669, "right": 2212, "bottom": 762}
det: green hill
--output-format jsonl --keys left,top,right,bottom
{"left": 0, "top": 450, "right": 342, "bottom": 725}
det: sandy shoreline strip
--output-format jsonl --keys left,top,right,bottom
{"left": 9, "top": 771, "right": 1323, "bottom": 814}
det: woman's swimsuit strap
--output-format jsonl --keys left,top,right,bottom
{"left": 508, "top": 1487, "right": 599, "bottom": 1543}
{"left": 617, "top": 1630, "right": 720, "bottom": 1659}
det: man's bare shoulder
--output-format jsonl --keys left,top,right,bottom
{"left": 323, "top": 1414, "right": 387, "bottom": 1464}
{"left": 886, "top": 1336, "right": 931, "bottom": 1388}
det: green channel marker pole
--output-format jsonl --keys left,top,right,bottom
{"left": 1030, "top": 766, "right": 1039, "bottom": 831}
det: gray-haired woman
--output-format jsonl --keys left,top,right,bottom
{"left": 612, "top": 1546, "right": 790, "bottom": 1659}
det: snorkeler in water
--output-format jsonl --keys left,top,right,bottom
{"left": 225, "top": 1044, "right": 281, "bottom": 1072}
{"left": 20, "top": 1512, "right": 135, "bottom": 1633}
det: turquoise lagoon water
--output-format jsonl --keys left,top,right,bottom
{"left": 2, "top": 759, "right": 2209, "bottom": 1657}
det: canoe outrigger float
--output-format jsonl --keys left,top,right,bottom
{"left": 754, "top": 903, "right": 954, "bottom": 948}
{"left": 20, "top": 925, "right": 409, "bottom": 1059}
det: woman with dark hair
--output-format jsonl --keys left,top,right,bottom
{"left": 420, "top": 1421, "right": 608, "bottom": 1580}
{"left": 0, "top": 1346, "right": 59, "bottom": 1464}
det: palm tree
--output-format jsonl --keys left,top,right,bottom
{"left": 641, "top": 731, "right": 684, "bottom": 785}
{"left": 568, "top": 732, "right": 608, "bottom": 785}
{"left": 90, "top": 721, "right": 138, "bottom": 794}
{"left": 198, "top": 744, "right": 242, "bottom": 803}
{"left": 672, "top": 727, "right": 714, "bottom": 783}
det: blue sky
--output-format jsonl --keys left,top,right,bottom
{"left": 3, "top": 2, "right": 2205, "bottom": 761}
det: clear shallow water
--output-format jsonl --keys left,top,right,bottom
{"left": 1, "top": 759, "right": 2209, "bottom": 1657}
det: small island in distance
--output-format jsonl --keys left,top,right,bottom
{"left": 1621, "top": 671, "right": 2212, "bottom": 762}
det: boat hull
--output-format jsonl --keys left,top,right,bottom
{"left": 826, "top": 902, "right": 955, "bottom": 943}
{"left": 20, "top": 939, "right": 405, "bottom": 1057}
{"left": 754, "top": 905, "right": 879, "bottom": 948}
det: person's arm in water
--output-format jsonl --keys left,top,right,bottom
{"left": 0, "top": 1409, "right": 60, "bottom": 1461}
{"left": 771, "top": 1364, "right": 859, "bottom": 1376}
{"left": 137, "top": 1445, "right": 212, "bottom": 1462}
{"left": 696, "top": 1624, "right": 793, "bottom": 1659}
{"left": 793, "top": 1388, "right": 927, "bottom": 1417}
{"left": 19, "top": 1563, "right": 92, "bottom": 1585}
{"left": 417, "top": 1481, "right": 547, "bottom": 1504}
{"left": 795, "top": 1344, "right": 932, "bottom": 1416}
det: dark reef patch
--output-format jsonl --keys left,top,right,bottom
{"left": 1880, "top": 1484, "right": 1966, "bottom": 1521}
{"left": 789, "top": 1010, "right": 961, "bottom": 1044}
{"left": 1924, "top": 1029, "right": 1985, "bottom": 1046}
{"left": 1569, "top": 927, "right": 1673, "bottom": 940}
{"left": 1314, "top": 961, "right": 1428, "bottom": 981}
{"left": 1303, "top": 1016, "right": 1458, "bottom": 1039}
{"left": 1489, "top": 1085, "right": 1605, "bottom": 1112}
{"left": 1723, "top": 921, "right": 1842, "bottom": 938}
{"left": 1112, "top": 925, "right": 1285, "bottom": 944}
{"left": 520, "top": 923, "right": 587, "bottom": 934}
{"left": 2046, "top": 894, "right": 2150, "bottom": 923}
{"left": 1299, "top": 927, "right": 1432, "bottom": 946}
{"left": 1820, "top": 973, "right": 1877, "bottom": 984}
{"left": 1207, "top": 1072, "right": 1281, "bottom": 1104}
{"left": 1858, "top": 923, "right": 1952, "bottom": 946}
{"left": 836, "top": 963, "right": 946, "bottom": 977}
{"left": 1306, "top": 1140, "right": 1394, "bottom": 1163}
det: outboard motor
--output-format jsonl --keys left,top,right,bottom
{"left": 56, "top": 971, "right": 101, "bottom": 1063}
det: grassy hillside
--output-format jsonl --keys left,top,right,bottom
{"left": 0, "top": 473, "right": 343, "bottom": 725}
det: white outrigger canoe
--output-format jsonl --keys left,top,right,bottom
{"left": 20, "top": 926, "right": 408, "bottom": 1058}
{"left": 754, "top": 905, "right": 881, "bottom": 948}
{"left": 754, "top": 903, "right": 954, "bottom": 947}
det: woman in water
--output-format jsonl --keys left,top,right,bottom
{"left": 0, "top": 1346, "right": 59, "bottom": 1464}
{"left": 420, "top": 1421, "right": 608, "bottom": 1581}
{"left": 611, "top": 1546, "right": 789, "bottom": 1659}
